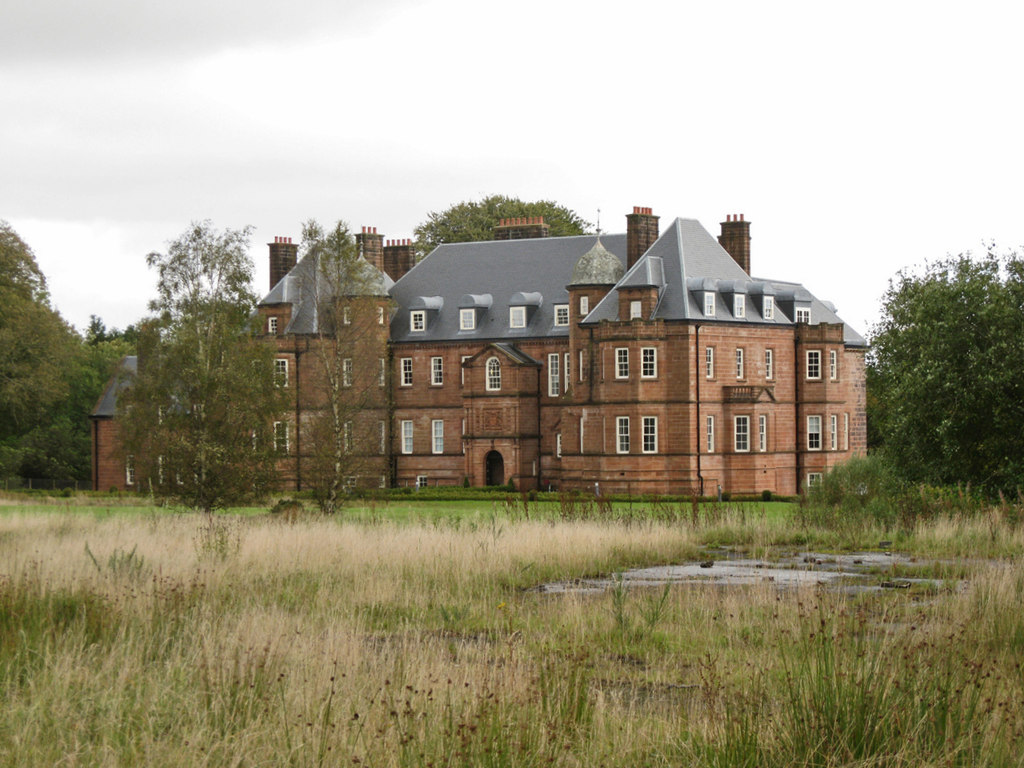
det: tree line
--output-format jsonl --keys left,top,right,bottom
{"left": 0, "top": 221, "right": 135, "bottom": 483}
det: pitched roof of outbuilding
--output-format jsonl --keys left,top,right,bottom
{"left": 91, "top": 355, "right": 137, "bottom": 418}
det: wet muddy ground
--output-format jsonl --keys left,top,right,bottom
{"left": 533, "top": 549, "right": 963, "bottom": 594}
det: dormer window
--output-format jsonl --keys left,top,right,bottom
{"left": 579, "top": 295, "right": 589, "bottom": 315}
{"left": 763, "top": 296, "right": 775, "bottom": 320}
{"left": 704, "top": 292, "right": 716, "bottom": 317}
{"left": 268, "top": 316, "right": 278, "bottom": 334}
{"left": 460, "top": 308, "right": 476, "bottom": 331}
{"left": 630, "top": 300, "right": 642, "bottom": 319}
{"left": 510, "top": 306, "right": 526, "bottom": 328}
{"left": 795, "top": 307, "right": 810, "bottom": 323}
{"left": 554, "top": 304, "right": 570, "bottom": 326}
{"left": 410, "top": 310, "right": 426, "bottom": 331}
{"left": 733, "top": 295, "right": 745, "bottom": 318}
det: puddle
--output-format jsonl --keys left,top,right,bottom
{"left": 532, "top": 551, "right": 951, "bottom": 594}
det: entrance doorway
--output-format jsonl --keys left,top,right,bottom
{"left": 485, "top": 451, "right": 505, "bottom": 486}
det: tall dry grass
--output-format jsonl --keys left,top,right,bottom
{"left": 2, "top": 508, "right": 1024, "bottom": 766}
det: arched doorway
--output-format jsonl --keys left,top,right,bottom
{"left": 485, "top": 450, "right": 505, "bottom": 486}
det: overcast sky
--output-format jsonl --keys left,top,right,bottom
{"left": 4, "top": 0, "right": 1022, "bottom": 338}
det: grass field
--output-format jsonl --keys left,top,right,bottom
{"left": 3, "top": 496, "right": 1024, "bottom": 766}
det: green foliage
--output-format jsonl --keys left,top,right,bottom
{"left": 870, "top": 248, "right": 1024, "bottom": 494}
{"left": 413, "top": 194, "right": 591, "bottom": 254}
{"left": 119, "top": 221, "right": 288, "bottom": 512}
{"left": 0, "top": 221, "right": 128, "bottom": 483}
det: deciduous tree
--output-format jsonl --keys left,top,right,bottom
{"left": 297, "top": 220, "right": 392, "bottom": 513}
{"left": 869, "top": 248, "right": 1024, "bottom": 493}
{"left": 118, "top": 221, "right": 287, "bottom": 511}
{"left": 414, "top": 195, "right": 590, "bottom": 255}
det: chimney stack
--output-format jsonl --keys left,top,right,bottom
{"left": 356, "top": 226, "right": 385, "bottom": 272}
{"left": 268, "top": 236, "right": 298, "bottom": 290}
{"left": 383, "top": 238, "right": 416, "bottom": 281}
{"left": 718, "top": 214, "right": 751, "bottom": 274}
{"left": 492, "top": 216, "right": 550, "bottom": 240}
{"left": 626, "top": 206, "right": 659, "bottom": 269}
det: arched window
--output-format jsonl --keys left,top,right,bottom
{"left": 486, "top": 357, "right": 501, "bottom": 391}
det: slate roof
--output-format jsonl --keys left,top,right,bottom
{"left": 585, "top": 218, "right": 867, "bottom": 347}
{"left": 389, "top": 233, "right": 627, "bottom": 344}
{"left": 91, "top": 356, "right": 137, "bottom": 418}
{"left": 260, "top": 252, "right": 394, "bottom": 335}
{"left": 278, "top": 217, "right": 865, "bottom": 348}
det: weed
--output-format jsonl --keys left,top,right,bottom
{"left": 84, "top": 541, "right": 147, "bottom": 581}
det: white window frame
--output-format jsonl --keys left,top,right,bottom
{"left": 564, "top": 352, "right": 571, "bottom": 390}
{"left": 629, "top": 300, "right": 642, "bottom": 319}
{"left": 765, "top": 349, "right": 774, "bottom": 381}
{"left": 829, "top": 349, "right": 838, "bottom": 380}
{"left": 706, "top": 415, "right": 715, "bottom": 453}
{"left": 616, "top": 416, "right": 630, "bottom": 454}
{"left": 843, "top": 413, "right": 850, "bottom": 451}
{"left": 733, "top": 294, "right": 745, "bottom": 318}
{"left": 763, "top": 296, "right": 775, "bottom": 320}
{"left": 548, "top": 353, "right": 560, "bottom": 397}
{"left": 641, "top": 347, "right": 657, "bottom": 379}
{"left": 410, "top": 310, "right": 426, "bottom": 332}
{"left": 735, "top": 348, "right": 744, "bottom": 380}
{"left": 555, "top": 433, "right": 562, "bottom": 458}
{"left": 460, "top": 308, "right": 476, "bottom": 331}
{"left": 795, "top": 307, "right": 811, "bottom": 323}
{"left": 268, "top": 316, "right": 278, "bottom": 334}
{"left": 125, "top": 455, "right": 135, "bottom": 486}
{"left": 461, "top": 355, "right": 471, "bottom": 386}
{"left": 830, "top": 414, "right": 838, "bottom": 450}
{"left": 379, "top": 358, "right": 386, "bottom": 387}
{"left": 343, "top": 306, "right": 351, "bottom": 326}
{"left": 486, "top": 357, "right": 501, "bottom": 391}
{"left": 378, "top": 306, "right": 385, "bottom": 325}
{"left": 806, "top": 350, "right": 821, "bottom": 380}
{"left": 734, "top": 415, "right": 750, "bottom": 453}
{"left": 579, "top": 295, "right": 589, "bottom": 316}
{"left": 706, "top": 347, "right": 714, "bottom": 379}
{"left": 432, "top": 419, "right": 444, "bottom": 454}
{"left": 704, "top": 292, "right": 716, "bottom": 316}
{"left": 274, "top": 421, "right": 289, "bottom": 452}
{"left": 615, "top": 348, "right": 629, "bottom": 380}
{"left": 379, "top": 421, "right": 386, "bottom": 454}
{"left": 401, "top": 357, "right": 413, "bottom": 386}
{"left": 807, "top": 472, "right": 823, "bottom": 488}
{"left": 807, "top": 415, "right": 822, "bottom": 451}
{"left": 758, "top": 414, "right": 767, "bottom": 452}
{"left": 431, "top": 356, "right": 443, "bottom": 386}
{"left": 401, "top": 420, "right": 413, "bottom": 454}
{"left": 416, "top": 475, "right": 428, "bottom": 489}
{"left": 554, "top": 304, "right": 569, "bottom": 326}
{"left": 343, "top": 358, "right": 353, "bottom": 388}
{"left": 642, "top": 416, "right": 658, "bottom": 454}
{"left": 274, "top": 358, "right": 289, "bottom": 387}
{"left": 509, "top": 306, "right": 526, "bottom": 328}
